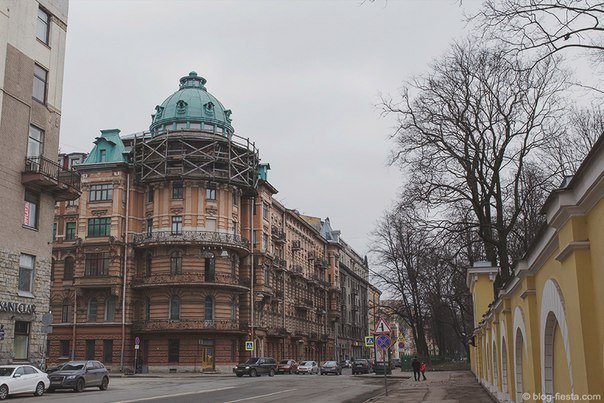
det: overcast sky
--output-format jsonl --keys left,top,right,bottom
{"left": 59, "top": 0, "right": 480, "bottom": 257}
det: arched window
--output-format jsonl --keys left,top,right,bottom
{"left": 170, "top": 296, "right": 180, "bottom": 320}
{"left": 144, "top": 297, "right": 151, "bottom": 321}
{"left": 170, "top": 250, "right": 183, "bottom": 275}
{"left": 204, "top": 296, "right": 213, "bottom": 321}
{"left": 64, "top": 256, "right": 75, "bottom": 280}
{"left": 105, "top": 296, "right": 116, "bottom": 322}
{"left": 145, "top": 253, "right": 152, "bottom": 276}
{"left": 204, "top": 254, "right": 215, "bottom": 282}
{"left": 88, "top": 298, "right": 98, "bottom": 322}
{"left": 61, "top": 298, "right": 70, "bottom": 323}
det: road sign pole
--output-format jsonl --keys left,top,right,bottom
{"left": 383, "top": 347, "right": 388, "bottom": 396}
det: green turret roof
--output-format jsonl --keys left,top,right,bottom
{"left": 81, "top": 129, "right": 128, "bottom": 165}
{"left": 150, "top": 71, "right": 234, "bottom": 134}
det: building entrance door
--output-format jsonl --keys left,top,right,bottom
{"left": 201, "top": 347, "right": 215, "bottom": 371}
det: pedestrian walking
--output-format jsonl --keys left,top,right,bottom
{"left": 420, "top": 362, "right": 427, "bottom": 380}
{"left": 411, "top": 356, "right": 421, "bottom": 381}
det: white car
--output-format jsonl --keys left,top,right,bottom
{"left": 0, "top": 365, "right": 49, "bottom": 400}
{"left": 296, "top": 361, "right": 319, "bottom": 374}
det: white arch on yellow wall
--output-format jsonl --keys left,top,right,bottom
{"left": 491, "top": 326, "right": 498, "bottom": 388}
{"left": 513, "top": 306, "right": 528, "bottom": 403}
{"left": 539, "top": 279, "right": 574, "bottom": 396}
{"left": 500, "top": 320, "right": 509, "bottom": 394}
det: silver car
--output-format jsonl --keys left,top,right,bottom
{"left": 296, "top": 361, "right": 319, "bottom": 374}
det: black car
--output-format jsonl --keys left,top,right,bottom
{"left": 234, "top": 357, "right": 277, "bottom": 377}
{"left": 320, "top": 361, "right": 342, "bottom": 375}
{"left": 351, "top": 359, "right": 372, "bottom": 375}
{"left": 374, "top": 361, "right": 392, "bottom": 375}
{"left": 47, "top": 361, "right": 109, "bottom": 392}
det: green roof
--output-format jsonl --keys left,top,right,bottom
{"left": 150, "top": 71, "right": 234, "bottom": 134}
{"left": 81, "top": 129, "right": 128, "bottom": 165}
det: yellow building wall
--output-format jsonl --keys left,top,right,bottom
{"left": 553, "top": 323, "right": 572, "bottom": 397}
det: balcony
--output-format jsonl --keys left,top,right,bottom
{"left": 73, "top": 275, "right": 121, "bottom": 289}
{"left": 271, "top": 226, "right": 286, "bottom": 244}
{"left": 291, "top": 265, "right": 304, "bottom": 277}
{"left": 22, "top": 157, "right": 81, "bottom": 201}
{"left": 132, "top": 231, "right": 249, "bottom": 254}
{"left": 315, "top": 259, "right": 328, "bottom": 269}
{"left": 131, "top": 272, "right": 248, "bottom": 291}
{"left": 291, "top": 240, "right": 301, "bottom": 251}
{"left": 294, "top": 298, "right": 313, "bottom": 310}
{"left": 273, "top": 257, "right": 286, "bottom": 271}
{"left": 132, "top": 319, "right": 247, "bottom": 333}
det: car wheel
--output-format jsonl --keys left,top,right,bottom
{"left": 236, "top": 373, "right": 243, "bottom": 377}
{"left": 34, "top": 381, "right": 45, "bottom": 396}
{"left": 74, "top": 378, "right": 85, "bottom": 392}
{"left": 249, "top": 369, "right": 257, "bottom": 377}
{"left": 269, "top": 369, "right": 275, "bottom": 377}
{"left": 0, "top": 384, "right": 8, "bottom": 401}
{"left": 99, "top": 376, "right": 109, "bottom": 391}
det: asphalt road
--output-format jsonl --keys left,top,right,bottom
{"left": 7, "top": 369, "right": 399, "bottom": 403}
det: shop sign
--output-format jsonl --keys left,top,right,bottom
{"left": 0, "top": 301, "right": 36, "bottom": 315}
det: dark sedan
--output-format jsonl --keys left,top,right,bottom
{"left": 47, "top": 361, "right": 109, "bottom": 392}
{"left": 234, "top": 357, "right": 277, "bottom": 377}
{"left": 320, "top": 361, "right": 342, "bottom": 375}
{"left": 277, "top": 359, "right": 298, "bottom": 374}
{"left": 351, "top": 359, "right": 372, "bottom": 375}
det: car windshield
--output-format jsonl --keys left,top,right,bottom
{"left": 355, "top": 359, "right": 367, "bottom": 363}
{"left": 323, "top": 361, "right": 336, "bottom": 366}
{"left": 61, "top": 362, "right": 85, "bottom": 371}
{"left": 279, "top": 360, "right": 290, "bottom": 364}
{"left": 0, "top": 367, "right": 15, "bottom": 376}
{"left": 244, "top": 358, "right": 259, "bottom": 365}
{"left": 300, "top": 361, "right": 310, "bottom": 366}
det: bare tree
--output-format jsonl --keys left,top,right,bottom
{"left": 472, "top": 0, "right": 604, "bottom": 65}
{"left": 381, "top": 41, "right": 568, "bottom": 283}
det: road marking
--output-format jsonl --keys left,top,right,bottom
{"left": 115, "top": 386, "right": 236, "bottom": 402}
{"left": 222, "top": 388, "right": 297, "bottom": 403}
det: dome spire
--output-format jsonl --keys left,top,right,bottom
{"left": 179, "top": 71, "right": 207, "bottom": 90}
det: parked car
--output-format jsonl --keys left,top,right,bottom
{"left": 296, "top": 361, "right": 319, "bottom": 374}
{"left": 374, "top": 361, "right": 392, "bottom": 375}
{"left": 320, "top": 361, "right": 341, "bottom": 375}
{"left": 339, "top": 359, "right": 352, "bottom": 368}
{"left": 351, "top": 359, "right": 372, "bottom": 375}
{"left": 0, "top": 365, "right": 49, "bottom": 400}
{"left": 47, "top": 360, "right": 109, "bottom": 392}
{"left": 234, "top": 357, "right": 277, "bottom": 377}
{"left": 391, "top": 358, "right": 401, "bottom": 368}
{"left": 45, "top": 363, "right": 68, "bottom": 374}
{"left": 277, "top": 359, "right": 298, "bottom": 374}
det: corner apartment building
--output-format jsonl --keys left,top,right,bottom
{"left": 47, "top": 71, "right": 376, "bottom": 373}
{"left": 0, "top": 0, "right": 75, "bottom": 366}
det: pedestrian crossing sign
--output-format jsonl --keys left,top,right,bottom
{"left": 364, "top": 336, "right": 375, "bottom": 347}
{"left": 245, "top": 341, "right": 254, "bottom": 351}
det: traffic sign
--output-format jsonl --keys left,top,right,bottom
{"left": 42, "top": 312, "right": 53, "bottom": 325}
{"left": 364, "top": 336, "right": 375, "bottom": 347}
{"left": 397, "top": 334, "right": 404, "bottom": 342}
{"left": 135, "top": 336, "right": 141, "bottom": 346}
{"left": 376, "top": 334, "right": 392, "bottom": 350}
{"left": 41, "top": 325, "right": 53, "bottom": 334}
{"left": 398, "top": 342, "right": 404, "bottom": 349}
{"left": 245, "top": 341, "right": 254, "bottom": 351}
{"left": 374, "top": 318, "right": 392, "bottom": 334}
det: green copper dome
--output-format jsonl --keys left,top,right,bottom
{"left": 150, "top": 71, "right": 234, "bottom": 135}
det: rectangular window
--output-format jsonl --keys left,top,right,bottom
{"left": 105, "top": 297, "right": 116, "bottom": 321}
{"left": 67, "top": 199, "right": 78, "bottom": 207}
{"left": 171, "top": 216, "right": 182, "bottom": 235}
{"left": 27, "top": 125, "right": 44, "bottom": 158}
{"left": 23, "top": 191, "right": 39, "bottom": 229}
{"left": 84, "top": 252, "right": 109, "bottom": 276}
{"left": 262, "top": 202, "right": 269, "bottom": 221}
{"left": 262, "top": 233, "right": 268, "bottom": 252}
{"left": 206, "top": 185, "right": 216, "bottom": 201}
{"left": 172, "top": 181, "right": 183, "bottom": 199}
{"left": 86, "top": 340, "right": 95, "bottom": 360}
{"left": 36, "top": 7, "right": 50, "bottom": 44}
{"left": 103, "top": 340, "right": 113, "bottom": 363}
{"left": 168, "top": 339, "right": 179, "bottom": 363}
{"left": 87, "top": 217, "right": 111, "bottom": 237}
{"left": 52, "top": 223, "right": 56, "bottom": 241}
{"left": 33, "top": 64, "right": 47, "bottom": 103}
{"left": 147, "top": 186, "right": 154, "bottom": 202}
{"left": 99, "top": 149, "right": 107, "bottom": 162}
{"left": 18, "top": 254, "right": 35, "bottom": 293}
{"left": 89, "top": 184, "right": 113, "bottom": 202}
{"left": 146, "top": 218, "right": 153, "bottom": 236}
{"left": 59, "top": 340, "right": 70, "bottom": 358}
{"left": 14, "top": 321, "right": 30, "bottom": 360}
{"left": 65, "top": 222, "right": 76, "bottom": 240}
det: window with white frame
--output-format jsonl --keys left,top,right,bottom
{"left": 27, "top": 125, "right": 44, "bottom": 158}
{"left": 18, "top": 254, "right": 35, "bottom": 293}
{"left": 33, "top": 64, "right": 47, "bottom": 103}
{"left": 23, "top": 191, "right": 39, "bottom": 229}
{"left": 36, "top": 7, "right": 50, "bottom": 44}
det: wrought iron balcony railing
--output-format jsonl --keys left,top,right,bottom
{"left": 131, "top": 271, "right": 247, "bottom": 289}
{"left": 22, "top": 156, "right": 81, "bottom": 200}
{"left": 132, "top": 230, "right": 249, "bottom": 252}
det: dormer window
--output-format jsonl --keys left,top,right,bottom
{"left": 155, "top": 105, "right": 164, "bottom": 119}
{"left": 176, "top": 100, "right": 188, "bottom": 115}
{"left": 204, "top": 102, "right": 215, "bottom": 115}
{"left": 99, "top": 149, "right": 107, "bottom": 162}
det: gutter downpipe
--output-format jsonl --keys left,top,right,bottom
{"left": 120, "top": 172, "right": 130, "bottom": 371}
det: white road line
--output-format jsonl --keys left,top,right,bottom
{"left": 114, "top": 386, "right": 236, "bottom": 403}
{"left": 222, "top": 388, "right": 297, "bottom": 403}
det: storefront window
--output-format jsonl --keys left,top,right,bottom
{"left": 14, "top": 321, "right": 30, "bottom": 360}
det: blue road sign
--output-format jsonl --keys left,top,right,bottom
{"left": 245, "top": 341, "right": 254, "bottom": 351}
{"left": 364, "top": 336, "right": 375, "bottom": 347}
{"left": 376, "top": 334, "right": 392, "bottom": 350}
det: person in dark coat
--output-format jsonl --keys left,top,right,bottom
{"left": 411, "top": 356, "right": 421, "bottom": 381}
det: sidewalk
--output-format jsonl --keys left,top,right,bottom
{"left": 364, "top": 370, "right": 495, "bottom": 403}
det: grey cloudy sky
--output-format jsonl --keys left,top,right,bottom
{"left": 59, "top": 0, "right": 479, "bottom": 256}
